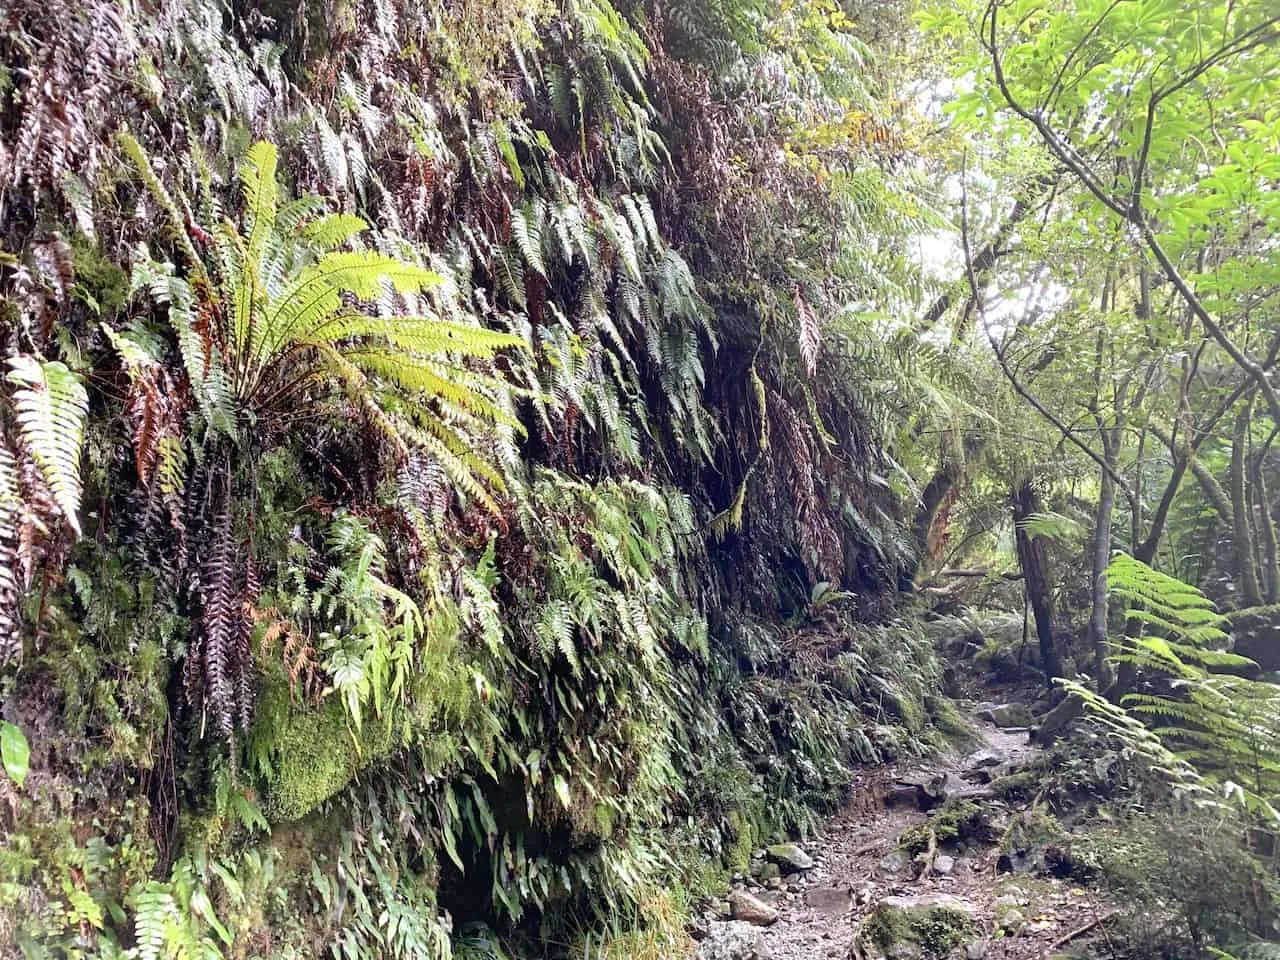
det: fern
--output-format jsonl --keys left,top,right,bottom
{"left": 0, "top": 442, "right": 19, "bottom": 661}
{"left": 1076, "top": 556, "right": 1280, "bottom": 823}
{"left": 125, "top": 136, "right": 527, "bottom": 475}
{"left": 512, "top": 200, "right": 548, "bottom": 278}
{"left": 6, "top": 356, "right": 88, "bottom": 537}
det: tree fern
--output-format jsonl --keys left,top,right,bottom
{"left": 1075, "top": 556, "right": 1280, "bottom": 822}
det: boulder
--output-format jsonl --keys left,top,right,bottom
{"left": 854, "top": 895, "right": 978, "bottom": 960}
{"left": 759, "top": 861, "right": 783, "bottom": 882}
{"left": 696, "top": 921, "right": 774, "bottom": 960}
{"left": 932, "top": 854, "right": 955, "bottom": 876}
{"left": 729, "top": 889, "right": 780, "bottom": 927}
{"left": 766, "top": 843, "right": 815, "bottom": 874}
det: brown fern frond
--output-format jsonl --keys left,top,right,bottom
{"left": 0, "top": 440, "right": 21, "bottom": 663}
{"left": 258, "top": 609, "right": 321, "bottom": 704}
{"left": 195, "top": 480, "right": 251, "bottom": 737}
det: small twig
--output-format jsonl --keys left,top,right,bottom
{"left": 1043, "top": 910, "right": 1119, "bottom": 955}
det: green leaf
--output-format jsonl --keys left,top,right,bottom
{"left": 1, "top": 721, "right": 30, "bottom": 788}
{"left": 553, "top": 773, "right": 572, "bottom": 811}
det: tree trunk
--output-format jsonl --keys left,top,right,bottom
{"left": 1251, "top": 454, "right": 1279, "bottom": 603}
{"left": 1012, "top": 479, "right": 1063, "bottom": 684}
{"left": 1088, "top": 461, "right": 1115, "bottom": 679}
{"left": 912, "top": 463, "right": 961, "bottom": 568}
{"left": 1231, "top": 396, "right": 1264, "bottom": 606}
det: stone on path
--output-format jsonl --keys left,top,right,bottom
{"left": 766, "top": 842, "right": 816, "bottom": 873}
{"left": 932, "top": 854, "right": 955, "bottom": 875}
{"left": 979, "top": 703, "right": 1034, "bottom": 728}
{"left": 884, "top": 773, "right": 949, "bottom": 810}
{"left": 878, "top": 850, "right": 908, "bottom": 875}
{"left": 696, "top": 920, "right": 774, "bottom": 960}
{"left": 804, "top": 886, "right": 853, "bottom": 917}
{"left": 729, "top": 888, "right": 780, "bottom": 926}
{"left": 877, "top": 893, "right": 978, "bottom": 916}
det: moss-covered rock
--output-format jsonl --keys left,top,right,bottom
{"left": 251, "top": 683, "right": 398, "bottom": 822}
{"left": 899, "top": 799, "right": 989, "bottom": 856}
{"left": 997, "top": 805, "right": 1078, "bottom": 876}
{"left": 856, "top": 894, "right": 978, "bottom": 959}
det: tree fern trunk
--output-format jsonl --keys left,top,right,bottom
{"left": 1012, "top": 478, "right": 1062, "bottom": 684}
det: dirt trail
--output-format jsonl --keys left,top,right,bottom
{"left": 702, "top": 705, "right": 1117, "bottom": 960}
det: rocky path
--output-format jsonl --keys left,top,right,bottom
{"left": 696, "top": 703, "right": 1118, "bottom": 960}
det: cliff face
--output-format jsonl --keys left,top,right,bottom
{"left": 0, "top": 1, "right": 936, "bottom": 955}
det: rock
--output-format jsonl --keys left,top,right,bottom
{"left": 884, "top": 783, "right": 925, "bottom": 808}
{"left": 878, "top": 850, "right": 908, "bottom": 875}
{"left": 877, "top": 894, "right": 978, "bottom": 917}
{"left": 965, "top": 941, "right": 987, "bottom": 960}
{"left": 786, "top": 882, "right": 801, "bottom": 894}
{"left": 933, "top": 854, "right": 955, "bottom": 876}
{"left": 999, "top": 909, "right": 1026, "bottom": 934}
{"left": 804, "top": 886, "right": 853, "bottom": 916}
{"left": 766, "top": 876, "right": 784, "bottom": 891}
{"left": 854, "top": 895, "right": 978, "bottom": 960}
{"left": 985, "top": 703, "right": 1034, "bottom": 728}
{"left": 766, "top": 843, "right": 816, "bottom": 873}
{"left": 885, "top": 773, "right": 950, "bottom": 810}
{"left": 729, "top": 889, "right": 780, "bottom": 927}
{"left": 696, "top": 920, "right": 774, "bottom": 960}
{"left": 748, "top": 858, "right": 766, "bottom": 879}
{"left": 759, "top": 862, "right": 783, "bottom": 882}
{"left": 997, "top": 807, "right": 1077, "bottom": 877}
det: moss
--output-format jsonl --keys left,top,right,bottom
{"left": 862, "top": 903, "right": 915, "bottom": 949}
{"left": 1000, "top": 805, "right": 1066, "bottom": 857}
{"left": 998, "top": 805, "right": 1087, "bottom": 878}
{"left": 70, "top": 234, "right": 129, "bottom": 317}
{"left": 991, "top": 768, "right": 1039, "bottom": 803}
{"left": 723, "top": 809, "right": 756, "bottom": 873}
{"left": 916, "top": 911, "right": 973, "bottom": 955}
{"left": 254, "top": 684, "right": 398, "bottom": 822}
{"left": 862, "top": 898, "right": 975, "bottom": 958}
{"left": 899, "top": 799, "right": 984, "bottom": 856}
{"left": 925, "top": 695, "right": 976, "bottom": 746}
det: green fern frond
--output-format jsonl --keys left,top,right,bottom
{"left": 6, "top": 356, "right": 88, "bottom": 536}
{"left": 512, "top": 200, "right": 548, "bottom": 278}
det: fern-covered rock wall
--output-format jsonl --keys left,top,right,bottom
{"left": 0, "top": 1, "right": 943, "bottom": 955}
